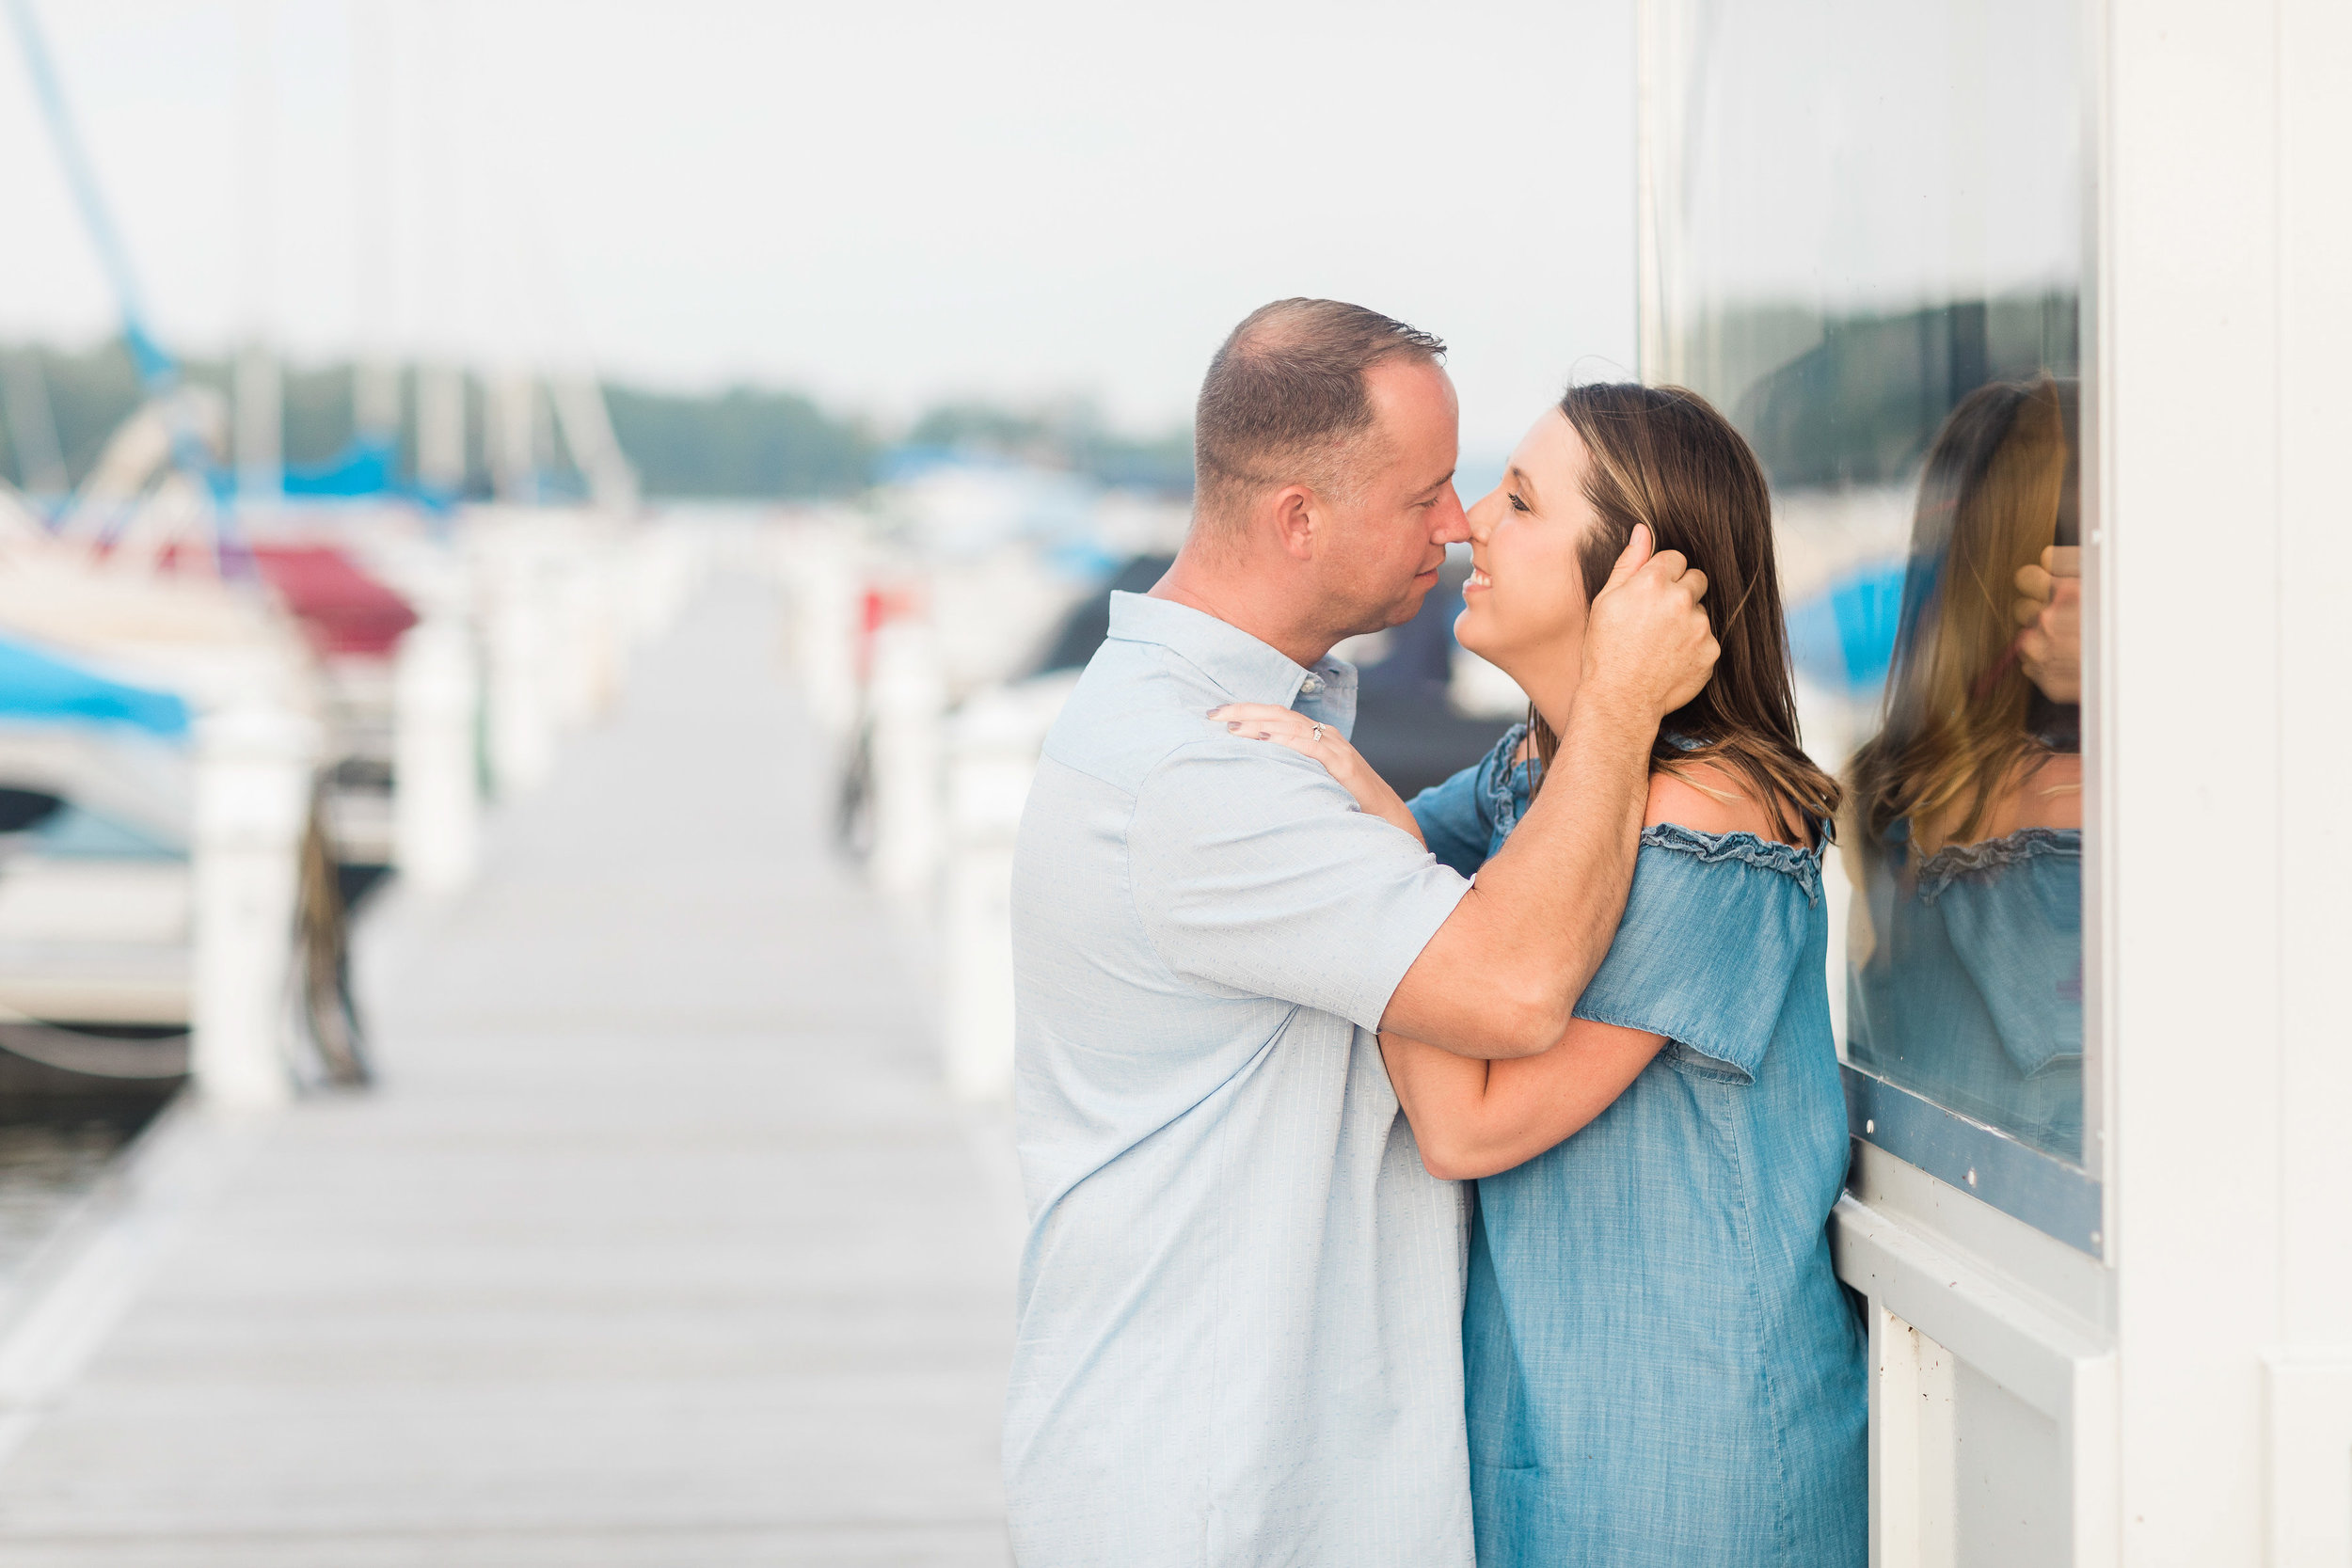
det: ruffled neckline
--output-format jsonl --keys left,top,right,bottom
{"left": 1478, "top": 721, "right": 1535, "bottom": 831}
{"left": 1487, "top": 721, "right": 1533, "bottom": 776}
{"left": 1915, "top": 826, "right": 2081, "bottom": 903}
{"left": 1640, "top": 822, "right": 1823, "bottom": 906}
{"left": 1486, "top": 724, "right": 1824, "bottom": 903}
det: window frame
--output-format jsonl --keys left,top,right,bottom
{"left": 1634, "top": 0, "right": 2111, "bottom": 1259}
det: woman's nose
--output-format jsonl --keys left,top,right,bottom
{"left": 1464, "top": 488, "right": 1498, "bottom": 546}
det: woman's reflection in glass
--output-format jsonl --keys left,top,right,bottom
{"left": 1844, "top": 375, "right": 2084, "bottom": 1163}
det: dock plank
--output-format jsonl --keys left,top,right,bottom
{"left": 0, "top": 577, "right": 1015, "bottom": 1564}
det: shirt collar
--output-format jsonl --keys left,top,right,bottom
{"left": 1104, "top": 590, "right": 1359, "bottom": 721}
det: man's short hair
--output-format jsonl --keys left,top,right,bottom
{"left": 1193, "top": 299, "right": 1446, "bottom": 531}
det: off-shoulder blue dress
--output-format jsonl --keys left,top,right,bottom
{"left": 1409, "top": 726, "right": 1867, "bottom": 1568}
{"left": 1845, "top": 819, "right": 2084, "bottom": 1163}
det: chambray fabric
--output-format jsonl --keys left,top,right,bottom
{"left": 1408, "top": 736, "right": 1868, "bottom": 1568}
{"left": 1405, "top": 721, "right": 1537, "bottom": 880}
{"left": 1005, "top": 592, "right": 1477, "bottom": 1568}
{"left": 1847, "top": 822, "right": 2085, "bottom": 1162}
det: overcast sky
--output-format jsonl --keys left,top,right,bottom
{"left": 0, "top": 0, "right": 1639, "bottom": 448}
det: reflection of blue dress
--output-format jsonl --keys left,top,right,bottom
{"left": 1410, "top": 729, "right": 1867, "bottom": 1568}
{"left": 1846, "top": 823, "right": 2084, "bottom": 1163}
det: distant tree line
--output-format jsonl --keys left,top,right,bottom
{"left": 0, "top": 338, "right": 1195, "bottom": 500}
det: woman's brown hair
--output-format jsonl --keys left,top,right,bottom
{"left": 1846, "top": 376, "right": 2074, "bottom": 859}
{"left": 1525, "top": 382, "right": 1841, "bottom": 844}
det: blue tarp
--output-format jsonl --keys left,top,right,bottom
{"left": 1787, "top": 561, "right": 1906, "bottom": 696}
{"left": 0, "top": 636, "right": 189, "bottom": 738}
{"left": 283, "top": 436, "right": 397, "bottom": 498}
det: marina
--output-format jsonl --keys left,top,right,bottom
{"left": 0, "top": 572, "right": 1020, "bottom": 1563}
{"left": 0, "top": 0, "right": 2343, "bottom": 1560}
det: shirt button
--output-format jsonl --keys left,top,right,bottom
{"left": 1299, "top": 674, "right": 1324, "bottom": 696}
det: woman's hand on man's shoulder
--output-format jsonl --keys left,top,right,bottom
{"left": 1206, "top": 702, "right": 1425, "bottom": 844}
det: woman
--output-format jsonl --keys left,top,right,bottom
{"left": 1216, "top": 384, "right": 1866, "bottom": 1566}
{"left": 1844, "top": 375, "right": 2084, "bottom": 1163}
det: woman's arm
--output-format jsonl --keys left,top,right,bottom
{"left": 1387, "top": 763, "right": 1796, "bottom": 1180}
{"left": 1379, "top": 1022, "right": 1664, "bottom": 1180}
{"left": 1209, "top": 702, "right": 1422, "bottom": 841}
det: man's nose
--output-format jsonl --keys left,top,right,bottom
{"left": 1433, "top": 484, "right": 1471, "bottom": 545}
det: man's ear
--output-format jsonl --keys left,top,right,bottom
{"left": 1270, "top": 485, "right": 1318, "bottom": 562}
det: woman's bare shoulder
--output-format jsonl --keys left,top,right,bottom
{"left": 1915, "top": 751, "right": 2083, "bottom": 848}
{"left": 1644, "top": 762, "right": 1801, "bottom": 845}
{"left": 2006, "top": 752, "right": 2083, "bottom": 832}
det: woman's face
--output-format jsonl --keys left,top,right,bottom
{"left": 1454, "top": 409, "right": 1599, "bottom": 695}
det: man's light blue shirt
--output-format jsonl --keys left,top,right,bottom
{"left": 1005, "top": 592, "right": 1476, "bottom": 1567}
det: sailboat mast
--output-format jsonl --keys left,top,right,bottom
{"left": 234, "top": 0, "right": 282, "bottom": 506}
{"left": 350, "top": 0, "right": 401, "bottom": 445}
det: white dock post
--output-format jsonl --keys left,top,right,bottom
{"left": 393, "top": 615, "right": 480, "bottom": 896}
{"left": 192, "top": 705, "right": 318, "bottom": 1110}
{"left": 485, "top": 543, "right": 556, "bottom": 799}
{"left": 551, "top": 544, "right": 619, "bottom": 729}
{"left": 942, "top": 701, "right": 1025, "bottom": 1102}
{"left": 778, "top": 523, "right": 861, "bottom": 744}
{"left": 866, "top": 620, "right": 946, "bottom": 899}
{"left": 623, "top": 522, "right": 699, "bottom": 648}
{"left": 940, "top": 677, "right": 1072, "bottom": 1101}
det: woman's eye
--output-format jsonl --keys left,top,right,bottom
{"left": 1507, "top": 492, "right": 1531, "bottom": 514}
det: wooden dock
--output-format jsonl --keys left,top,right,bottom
{"left": 0, "top": 578, "right": 1019, "bottom": 1564}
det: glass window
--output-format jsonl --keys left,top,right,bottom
{"left": 1639, "top": 1, "right": 2091, "bottom": 1205}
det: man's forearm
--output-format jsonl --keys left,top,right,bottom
{"left": 1380, "top": 690, "right": 1654, "bottom": 1058}
{"left": 1465, "top": 690, "right": 1653, "bottom": 1034}
{"left": 1379, "top": 528, "right": 1714, "bottom": 1056}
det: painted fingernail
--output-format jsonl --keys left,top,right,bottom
{"left": 1226, "top": 721, "right": 1239, "bottom": 731}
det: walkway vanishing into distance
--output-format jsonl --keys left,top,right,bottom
{"left": 0, "top": 576, "right": 1019, "bottom": 1565}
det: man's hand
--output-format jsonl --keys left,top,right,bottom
{"left": 2013, "top": 546, "right": 2081, "bottom": 705}
{"left": 1579, "top": 524, "right": 1718, "bottom": 720}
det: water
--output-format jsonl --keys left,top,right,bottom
{"left": 0, "top": 1107, "right": 162, "bottom": 1290}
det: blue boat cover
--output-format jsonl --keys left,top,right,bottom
{"left": 0, "top": 636, "right": 189, "bottom": 738}
{"left": 1787, "top": 562, "right": 1906, "bottom": 696}
{"left": 283, "top": 436, "right": 396, "bottom": 498}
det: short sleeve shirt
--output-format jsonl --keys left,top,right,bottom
{"left": 1006, "top": 593, "right": 1475, "bottom": 1568}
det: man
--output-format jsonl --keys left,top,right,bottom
{"left": 1005, "top": 299, "right": 1717, "bottom": 1565}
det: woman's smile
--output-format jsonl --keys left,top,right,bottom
{"left": 1465, "top": 563, "right": 1493, "bottom": 592}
